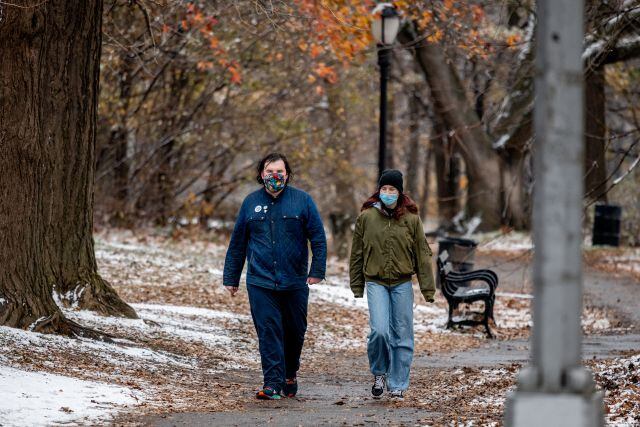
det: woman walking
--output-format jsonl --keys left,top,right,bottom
{"left": 349, "top": 169, "right": 436, "bottom": 399}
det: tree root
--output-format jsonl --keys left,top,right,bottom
{"left": 56, "top": 274, "right": 138, "bottom": 319}
{"left": 30, "top": 311, "right": 115, "bottom": 342}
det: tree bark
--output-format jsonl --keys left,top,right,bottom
{"left": 405, "top": 91, "right": 421, "bottom": 194}
{"left": 420, "top": 143, "right": 433, "bottom": 220}
{"left": 400, "top": 25, "right": 503, "bottom": 230}
{"left": 0, "top": 0, "right": 136, "bottom": 330}
{"left": 108, "top": 52, "right": 135, "bottom": 224}
{"left": 431, "top": 114, "right": 460, "bottom": 226}
{"left": 327, "top": 83, "right": 356, "bottom": 258}
{"left": 584, "top": 66, "right": 607, "bottom": 203}
{"left": 500, "top": 116, "right": 533, "bottom": 230}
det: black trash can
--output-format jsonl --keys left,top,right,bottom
{"left": 437, "top": 237, "right": 478, "bottom": 287}
{"left": 592, "top": 204, "right": 622, "bottom": 247}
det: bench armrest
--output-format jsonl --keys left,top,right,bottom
{"left": 440, "top": 268, "right": 499, "bottom": 296}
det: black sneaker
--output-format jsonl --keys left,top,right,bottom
{"left": 283, "top": 377, "right": 298, "bottom": 398}
{"left": 371, "top": 375, "right": 385, "bottom": 398}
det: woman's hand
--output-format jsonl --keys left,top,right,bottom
{"left": 225, "top": 286, "right": 239, "bottom": 297}
{"left": 307, "top": 277, "right": 322, "bottom": 285}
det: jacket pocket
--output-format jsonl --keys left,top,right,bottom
{"left": 283, "top": 214, "right": 304, "bottom": 235}
{"left": 248, "top": 215, "right": 267, "bottom": 235}
{"left": 247, "top": 252, "right": 255, "bottom": 274}
{"left": 363, "top": 245, "right": 382, "bottom": 278}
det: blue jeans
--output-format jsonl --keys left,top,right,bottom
{"left": 366, "top": 281, "right": 414, "bottom": 391}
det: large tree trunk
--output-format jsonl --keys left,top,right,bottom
{"left": 108, "top": 52, "right": 135, "bottom": 225}
{"left": 431, "top": 113, "right": 460, "bottom": 226}
{"left": 0, "top": 0, "right": 136, "bottom": 330}
{"left": 499, "top": 113, "right": 534, "bottom": 230}
{"left": 584, "top": 66, "right": 607, "bottom": 203}
{"left": 400, "top": 25, "right": 503, "bottom": 230}
{"left": 405, "top": 91, "right": 421, "bottom": 194}
{"left": 327, "top": 83, "right": 356, "bottom": 259}
{"left": 420, "top": 144, "right": 433, "bottom": 219}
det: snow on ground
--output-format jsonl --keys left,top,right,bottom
{"left": 308, "top": 256, "right": 612, "bottom": 340}
{"left": 471, "top": 230, "right": 640, "bottom": 281}
{"left": 592, "top": 353, "right": 640, "bottom": 426}
{"left": 94, "top": 228, "right": 230, "bottom": 289}
{"left": 471, "top": 231, "right": 534, "bottom": 252}
{"left": 0, "top": 229, "right": 630, "bottom": 424}
{"left": 63, "top": 303, "right": 255, "bottom": 367}
{"left": 408, "top": 353, "right": 640, "bottom": 425}
{"left": 586, "top": 247, "right": 640, "bottom": 280}
{"left": 0, "top": 324, "right": 193, "bottom": 370}
{"left": 0, "top": 363, "right": 142, "bottom": 427}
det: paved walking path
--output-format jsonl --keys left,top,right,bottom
{"left": 143, "top": 255, "right": 639, "bottom": 426}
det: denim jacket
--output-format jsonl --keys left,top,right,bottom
{"left": 223, "top": 186, "right": 327, "bottom": 290}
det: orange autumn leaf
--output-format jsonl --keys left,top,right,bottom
{"left": 427, "top": 29, "right": 443, "bottom": 43}
{"left": 209, "top": 37, "right": 220, "bottom": 49}
{"left": 197, "top": 61, "right": 213, "bottom": 71}
{"left": 310, "top": 44, "right": 324, "bottom": 59}
{"left": 420, "top": 10, "right": 433, "bottom": 27}
{"left": 314, "top": 63, "right": 337, "bottom": 84}
{"left": 506, "top": 34, "right": 521, "bottom": 48}
{"left": 471, "top": 5, "right": 485, "bottom": 23}
{"left": 228, "top": 66, "right": 242, "bottom": 84}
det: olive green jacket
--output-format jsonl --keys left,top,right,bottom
{"left": 349, "top": 204, "right": 436, "bottom": 302}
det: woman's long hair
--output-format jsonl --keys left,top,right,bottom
{"left": 361, "top": 191, "right": 418, "bottom": 220}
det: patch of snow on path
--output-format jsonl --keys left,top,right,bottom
{"left": 0, "top": 364, "right": 142, "bottom": 427}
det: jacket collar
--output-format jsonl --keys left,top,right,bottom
{"left": 373, "top": 202, "right": 392, "bottom": 218}
{"left": 262, "top": 184, "right": 289, "bottom": 200}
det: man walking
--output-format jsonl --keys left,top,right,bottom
{"left": 223, "top": 153, "right": 327, "bottom": 400}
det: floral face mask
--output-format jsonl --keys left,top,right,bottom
{"left": 264, "top": 172, "right": 287, "bottom": 193}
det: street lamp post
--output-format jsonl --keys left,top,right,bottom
{"left": 371, "top": 4, "right": 400, "bottom": 178}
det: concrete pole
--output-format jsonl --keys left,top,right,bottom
{"left": 505, "top": 0, "right": 604, "bottom": 425}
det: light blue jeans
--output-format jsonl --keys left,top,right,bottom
{"left": 366, "top": 281, "right": 414, "bottom": 391}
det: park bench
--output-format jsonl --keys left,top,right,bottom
{"left": 436, "top": 250, "right": 499, "bottom": 338}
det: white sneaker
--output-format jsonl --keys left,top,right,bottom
{"left": 389, "top": 389, "right": 404, "bottom": 400}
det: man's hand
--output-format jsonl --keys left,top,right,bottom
{"left": 307, "top": 277, "right": 322, "bottom": 285}
{"left": 225, "top": 286, "right": 239, "bottom": 297}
